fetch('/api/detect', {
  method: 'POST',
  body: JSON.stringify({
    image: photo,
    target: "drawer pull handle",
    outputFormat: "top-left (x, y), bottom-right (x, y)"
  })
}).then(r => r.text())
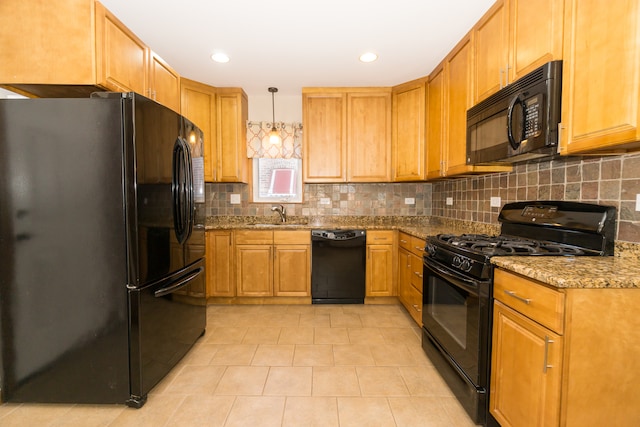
top-left (504, 290), bottom-right (531, 305)
top-left (413, 271), bottom-right (423, 278)
top-left (543, 335), bottom-right (554, 373)
top-left (400, 239), bottom-right (408, 243)
top-left (412, 304), bottom-right (421, 312)
top-left (414, 246), bottom-right (423, 251)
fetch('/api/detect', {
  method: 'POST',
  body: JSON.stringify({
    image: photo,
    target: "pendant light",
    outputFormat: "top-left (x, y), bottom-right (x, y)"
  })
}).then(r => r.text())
top-left (268, 87), bottom-right (282, 145)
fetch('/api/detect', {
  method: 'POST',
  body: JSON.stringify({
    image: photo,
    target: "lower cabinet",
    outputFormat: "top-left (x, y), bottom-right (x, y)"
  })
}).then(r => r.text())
top-left (234, 230), bottom-right (310, 298)
top-left (397, 232), bottom-right (425, 325)
top-left (205, 231), bottom-right (234, 297)
top-left (491, 268), bottom-right (640, 426)
top-left (366, 230), bottom-right (396, 297)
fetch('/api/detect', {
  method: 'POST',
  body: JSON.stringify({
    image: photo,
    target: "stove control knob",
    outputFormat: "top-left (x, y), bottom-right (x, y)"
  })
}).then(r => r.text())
top-left (425, 244), bottom-right (437, 257)
top-left (452, 255), bottom-right (462, 267)
top-left (460, 259), bottom-right (472, 272)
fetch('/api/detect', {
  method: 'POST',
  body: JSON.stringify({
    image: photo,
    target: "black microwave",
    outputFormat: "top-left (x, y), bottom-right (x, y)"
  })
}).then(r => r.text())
top-left (466, 60), bottom-right (562, 165)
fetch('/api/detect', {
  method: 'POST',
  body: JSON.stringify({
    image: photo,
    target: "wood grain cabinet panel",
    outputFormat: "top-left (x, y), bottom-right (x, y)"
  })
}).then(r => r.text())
top-left (560, 0), bottom-right (640, 155)
top-left (392, 80), bottom-right (427, 181)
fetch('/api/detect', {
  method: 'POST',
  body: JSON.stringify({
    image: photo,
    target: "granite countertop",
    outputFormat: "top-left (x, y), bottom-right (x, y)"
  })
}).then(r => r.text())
top-left (491, 255), bottom-right (640, 289)
top-left (205, 215), bottom-right (499, 240)
top-left (206, 215), bottom-right (640, 290)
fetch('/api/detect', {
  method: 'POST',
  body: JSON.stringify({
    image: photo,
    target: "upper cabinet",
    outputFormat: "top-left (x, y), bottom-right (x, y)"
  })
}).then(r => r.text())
top-left (216, 88), bottom-right (250, 183)
top-left (0, 0), bottom-right (180, 112)
top-left (474, 0), bottom-right (564, 103)
top-left (180, 78), bottom-right (217, 182)
top-left (148, 50), bottom-right (180, 113)
top-left (429, 34), bottom-right (512, 178)
top-left (559, 0), bottom-right (640, 155)
top-left (392, 79), bottom-right (427, 181)
top-left (303, 88), bottom-right (391, 183)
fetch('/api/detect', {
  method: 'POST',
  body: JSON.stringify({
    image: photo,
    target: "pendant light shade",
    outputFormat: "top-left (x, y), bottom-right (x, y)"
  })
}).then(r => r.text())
top-left (268, 87), bottom-right (282, 146)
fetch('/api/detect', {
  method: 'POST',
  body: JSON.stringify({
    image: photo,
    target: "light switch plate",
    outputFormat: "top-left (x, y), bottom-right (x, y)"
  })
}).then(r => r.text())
top-left (320, 197), bottom-right (331, 205)
top-left (636, 194), bottom-right (640, 211)
top-left (404, 197), bottom-right (415, 205)
top-left (446, 197), bottom-right (453, 206)
top-left (230, 194), bottom-right (241, 204)
top-left (490, 196), bottom-right (501, 207)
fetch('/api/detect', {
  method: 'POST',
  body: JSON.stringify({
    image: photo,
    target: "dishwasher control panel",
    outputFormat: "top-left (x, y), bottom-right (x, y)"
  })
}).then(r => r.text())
top-left (311, 229), bottom-right (366, 240)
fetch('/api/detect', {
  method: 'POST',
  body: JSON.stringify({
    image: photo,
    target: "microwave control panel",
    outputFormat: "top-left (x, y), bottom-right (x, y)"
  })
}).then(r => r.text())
top-left (524, 94), bottom-right (542, 138)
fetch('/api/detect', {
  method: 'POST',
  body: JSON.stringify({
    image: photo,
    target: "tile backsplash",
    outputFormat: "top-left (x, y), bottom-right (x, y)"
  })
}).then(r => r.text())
top-left (205, 152), bottom-right (640, 243)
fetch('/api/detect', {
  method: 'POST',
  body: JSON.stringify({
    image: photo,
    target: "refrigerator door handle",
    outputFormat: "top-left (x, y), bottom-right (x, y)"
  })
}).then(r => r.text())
top-left (184, 136), bottom-right (195, 241)
top-left (172, 137), bottom-right (189, 244)
top-left (154, 267), bottom-right (203, 298)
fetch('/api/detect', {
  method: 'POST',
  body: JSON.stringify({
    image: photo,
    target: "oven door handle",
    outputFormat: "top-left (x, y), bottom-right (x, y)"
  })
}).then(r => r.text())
top-left (423, 257), bottom-right (488, 295)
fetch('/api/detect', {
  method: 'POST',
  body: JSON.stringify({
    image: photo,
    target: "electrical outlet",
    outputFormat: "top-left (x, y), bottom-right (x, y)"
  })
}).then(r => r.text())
top-left (636, 194), bottom-right (640, 211)
top-left (320, 197), bottom-right (331, 205)
top-left (446, 197), bottom-right (453, 206)
top-left (490, 196), bottom-right (501, 207)
top-left (404, 197), bottom-right (415, 205)
top-left (230, 194), bottom-right (241, 204)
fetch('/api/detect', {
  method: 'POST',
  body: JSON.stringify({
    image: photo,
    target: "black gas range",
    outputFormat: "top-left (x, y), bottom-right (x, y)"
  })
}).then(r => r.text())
top-left (420, 201), bottom-right (617, 426)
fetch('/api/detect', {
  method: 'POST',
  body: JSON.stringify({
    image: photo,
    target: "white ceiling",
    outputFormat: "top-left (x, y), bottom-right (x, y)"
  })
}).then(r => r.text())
top-left (99, 0), bottom-right (495, 97)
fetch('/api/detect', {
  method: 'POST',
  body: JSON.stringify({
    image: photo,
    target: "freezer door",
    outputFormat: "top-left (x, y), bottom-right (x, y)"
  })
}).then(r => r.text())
top-left (127, 259), bottom-right (206, 407)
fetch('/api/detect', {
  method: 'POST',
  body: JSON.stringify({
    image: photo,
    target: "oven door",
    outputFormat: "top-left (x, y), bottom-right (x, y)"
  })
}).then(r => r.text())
top-left (422, 256), bottom-right (491, 385)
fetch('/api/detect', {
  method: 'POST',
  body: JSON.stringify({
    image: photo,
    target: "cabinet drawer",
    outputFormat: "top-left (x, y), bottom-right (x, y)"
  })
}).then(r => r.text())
top-left (367, 230), bottom-right (395, 244)
top-left (494, 269), bottom-right (565, 334)
top-left (234, 230), bottom-right (273, 245)
top-left (409, 254), bottom-right (424, 292)
top-left (398, 232), bottom-right (412, 250)
top-left (403, 280), bottom-right (423, 326)
top-left (274, 230), bottom-right (310, 245)
top-left (409, 236), bottom-right (425, 257)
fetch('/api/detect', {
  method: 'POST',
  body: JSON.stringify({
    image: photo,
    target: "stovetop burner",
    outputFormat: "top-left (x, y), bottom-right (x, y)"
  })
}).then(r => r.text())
top-left (437, 233), bottom-right (589, 256)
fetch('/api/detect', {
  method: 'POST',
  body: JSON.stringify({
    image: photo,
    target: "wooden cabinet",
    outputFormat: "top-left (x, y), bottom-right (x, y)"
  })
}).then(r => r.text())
top-left (181, 78), bottom-right (217, 182)
top-left (234, 230), bottom-right (310, 298)
top-left (273, 231), bottom-right (311, 297)
top-left (392, 79), bottom-right (427, 181)
top-left (302, 88), bottom-right (391, 182)
top-left (365, 231), bottom-right (396, 297)
top-left (426, 34), bottom-right (512, 178)
top-left (217, 88), bottom-right (250, 183)
top-left (491, 268), bottom-right (640, 426)
top-left (397, 232), bottom-right (425, 325)
top-left (474, 0), bottom-right (564, 103)
top-left (559, 0), bottom-right (640, 155)
top-left (148, 50), bottom-right (180, 113)
top-left (206, 231), bottom-right (234, 297)
top-left (0, 1), bottom-right (181, 112)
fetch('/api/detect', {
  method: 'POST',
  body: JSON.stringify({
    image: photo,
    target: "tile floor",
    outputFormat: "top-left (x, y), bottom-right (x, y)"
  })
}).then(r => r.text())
top-left (0, 304), bottom-right (477, 426)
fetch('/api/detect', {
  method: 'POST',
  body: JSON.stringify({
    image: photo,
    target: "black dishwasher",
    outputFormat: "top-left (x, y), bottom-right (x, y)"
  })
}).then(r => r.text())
top-left (311, 229), bottom-right (366, 304)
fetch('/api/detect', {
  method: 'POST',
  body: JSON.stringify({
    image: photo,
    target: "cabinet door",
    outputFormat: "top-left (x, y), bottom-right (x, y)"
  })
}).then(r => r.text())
top-left (366, 244), bottom-right (394, 297)
top-left (149, 51), bottom-right (180, 113)
top-left (274, 244), bottom-right (310, 296)
top-left (217, 89), bottom-right (249, 183)
top-left (444, 34), bottom-right (474, 176)
top-left (235, 245), bottom-right (273, 296)
top-left (347, 91), bottom-right (391, 182)
top-left (508, 0), bottom-right (564, 82)
top-left (560, 0), bottom-right (640, 154)
top-left (490, 301), bottom-right (563, 427)
top-left (95, 1), bottom-right (148, 94)
top-left (392, 81), bottom-right (426, 181)
top-left (474, 0), bottom-right (508, 102)
top-left (181, 79), bottom-right (217, 182)
top-left (397, 249), bottom-right (412, 305)
top-left (426, 63), bottom-right (445, 179)
top-left (302, 92), bottom-right (346, 182)
top-left (206, 231), bottom-right (234, 297)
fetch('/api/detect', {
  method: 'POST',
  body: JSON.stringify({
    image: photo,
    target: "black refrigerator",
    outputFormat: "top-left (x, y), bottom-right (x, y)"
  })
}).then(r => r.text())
top-left (0, 92), bottom-right (206, 407)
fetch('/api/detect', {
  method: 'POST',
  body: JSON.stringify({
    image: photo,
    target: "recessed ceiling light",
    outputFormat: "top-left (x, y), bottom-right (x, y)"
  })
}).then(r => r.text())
top-left (211, 52), bottom-right (230, 63)
top-left (359, 52), bottom-right (378, 63)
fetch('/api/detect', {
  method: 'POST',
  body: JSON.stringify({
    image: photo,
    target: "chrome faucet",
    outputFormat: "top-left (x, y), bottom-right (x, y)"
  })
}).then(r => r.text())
top-left (271, 204), bottom-right (287, 223)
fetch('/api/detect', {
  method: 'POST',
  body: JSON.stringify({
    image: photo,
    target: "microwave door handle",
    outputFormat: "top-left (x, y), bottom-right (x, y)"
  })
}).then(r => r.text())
top-left (507, 94), bottom-right (525, 150)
